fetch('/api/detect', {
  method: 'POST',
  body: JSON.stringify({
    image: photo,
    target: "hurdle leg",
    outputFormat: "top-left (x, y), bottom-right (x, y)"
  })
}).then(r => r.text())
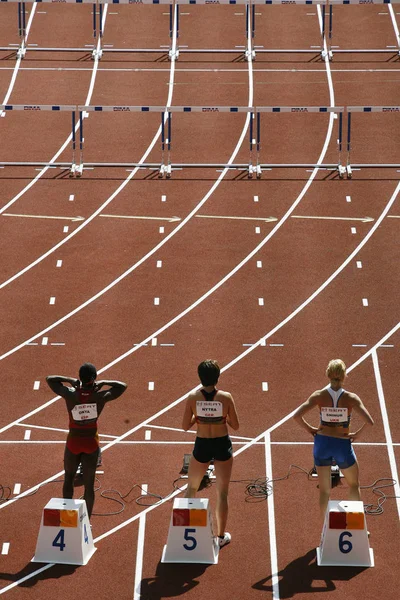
top-left (70, 111), bottom-right (77, 178)
top-left (76, 111), bottom-right (84, 178)
top-left (256, 112), bottom-right (262, 179)
top-left (337, 112), bottom-right (346, 179)
top-left (159, 111), bottom-right (166, 178)
top-left (17, 2), bottom-right (27, 59)
top-left (92, 2), bottom-right (103, 60)
top-left (244, 4), bottom-right (255, 61)
top-left (346, 111), bottom-right (352, 179)
top-left (328, 4), bottom-right (333, 61)
top-left (169, 4), bottom-right (179, 60)
top-left (166, 111), bottom-right (172, 179)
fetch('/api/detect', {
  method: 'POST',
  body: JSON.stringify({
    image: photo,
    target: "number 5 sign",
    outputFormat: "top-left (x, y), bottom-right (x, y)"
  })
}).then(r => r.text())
top-left (33, 498), bottom-right (96, 565)
top-left (162, 498), bottom-right (219, 564)
top-left (317, 500), bottom-right (374, 567)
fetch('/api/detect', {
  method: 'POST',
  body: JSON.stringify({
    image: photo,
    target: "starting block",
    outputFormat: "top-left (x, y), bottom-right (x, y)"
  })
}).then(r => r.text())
top-left (162, 498), bottom-right (219, 564)
top-left (317, 500), bottom-right (374, 567)
top-left (32, 498), bottom-right (96, 565)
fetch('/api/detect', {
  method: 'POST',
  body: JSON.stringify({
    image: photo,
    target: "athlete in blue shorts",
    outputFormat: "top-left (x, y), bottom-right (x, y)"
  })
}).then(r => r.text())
top-left (293, 359), bottom-right (374, 519)
top-left (182, 360), bottom-right (240, 548)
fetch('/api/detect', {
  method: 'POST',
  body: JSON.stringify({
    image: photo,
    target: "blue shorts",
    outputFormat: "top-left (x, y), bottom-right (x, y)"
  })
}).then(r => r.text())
top-left (313, 434), bottom-right (356, 470)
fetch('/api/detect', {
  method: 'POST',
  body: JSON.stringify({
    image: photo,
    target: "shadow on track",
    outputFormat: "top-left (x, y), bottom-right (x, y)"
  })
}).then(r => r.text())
top-left (252, 548), bottom-right (368, 598)
top-left (140, 560), bottom-right (210, 599)
top-left (0, 562), bottom-right (78, 589)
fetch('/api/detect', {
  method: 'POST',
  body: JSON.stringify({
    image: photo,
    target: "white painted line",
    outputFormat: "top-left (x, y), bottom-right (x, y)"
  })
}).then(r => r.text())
top-left (148, 382), bottom-right (155, 391)
top-left (380, 344), bottom-right (394, 348)
top-left (258, 298), bottom-right (264, 306)
top-left (41, 337), bottom-right (48, 346)
top-left (346, 195), bottom-right (351, 203)
top-left (156, 260), bottom-right (162, 268)
top-left (260, 339), bottom-right (266, 346)
top-left (351, 227), bottom-right (357, 234)
top-left (51, 343), bottom-right (65, 346)
top-left (257, 260), bottom-right (262, 268)
top-left (352, 344), bottom-right (367, 347)
top-left (356, 261), bottom-right (362, 268)
top-left (33, 381), bottom-right (40, 390)
top-left (264, 433), bottom-right (280, 600)
top-left (133, 484), bottom-right (147, 600)
top-left (56, 260), bottom-right (62, 268)
top-left (13, 483), bottom-right (21, 495)
top-left (161, 195), bottom-right (166, 202)
top-left (1, 543), bottom-right (10, 555)
top-left (49, 297), bottom-right (55, 305)
top-left (254, 195), bottom-right (259, 202)
top-left (372, 350), bottom-right (400, 519)
top-left (160, 343), bottom-right (174, 347)
top-left (269, 344), bottom-right (284, 347)
top-left (262, 382), bottom-right (269, 391)
top-left (151, 338), bottom-right (157, 346)
top-left (24, 430), bottom-right (31, 440)
top-left (69, 195), bottom-right (74, 201)
top-left (63, 226), bottom-right (69, 233)
top-left (362, 298), bottom-right (369, 306)
top-left (154, 297), bottom-right (160, 306)
top-left (159, 226), bottom-right (164, 233)
top-left (255, 226), bottom-right (261, 234)
top-left (145, 430), bottom-right (151, 440)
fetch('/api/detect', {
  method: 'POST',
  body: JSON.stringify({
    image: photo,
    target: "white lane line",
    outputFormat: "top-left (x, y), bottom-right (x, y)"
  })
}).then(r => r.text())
top-left (362, 298), bottom-right (369, 306)
top-left (146, 423), bottom-right (253, 441)
top-left (33, 381), bottom-right (40, 390)
top-left (255, 226), bottom-right (261, 234)
top-left (148, 382), bottom-right (155, 391)
top-left (24, 430), bottom-right (31, 440)
top-left (1, 543), bottom-right (10, 555)
top-left (154, 297), bottom-right (160, 306)
top-left (351, 227), bottom-right (357, 234)
top-left (346, 196), bottom-right (352, 203)
top-left (265, 433), bottom-right (280, 600)
top-left (41, 337), bottom-right (48, 345)
top-left (134, 484), bottom-right (147, 600)
top-left (372, 349), bottom-right (400, 519)
top-left (254, 195), bottom-right (259, 202)
top-left (49, 297), bottom-right (55, 305)
top-left (63, 226), bottom-right (69, 233)
top-left (15, 422), bottom-right (118, 437)
top-left (258, 298), bottom-right (264, 306)
top-left (151, 338), bottom-right (157, 346)
top-left (157, 260), bottom-right (162, 268)
top-left (145, 430), bottom-right (151, 440)
top-left (0, 3), bottom-right (37, 117)
top-left (257, 260), bottom-right (262, 268)
top-left (69, 195), bottom-right (75, 202)
top-left (352, 344), bottom-right (367, 348)
top-left (161, 195), bottom-right (166, 202)
top-left (262, 382), bottom-right (269, 391)
top-left (13, 484), bottom-right (21, 495)
top-left (159, 226), bottom-right (165, 233)
top-left (357, 261), bottom-right (362, 268)
top-left (389, 3), bottom-right (400, 49)
top-left (56, 260), bottom-right (62, 268)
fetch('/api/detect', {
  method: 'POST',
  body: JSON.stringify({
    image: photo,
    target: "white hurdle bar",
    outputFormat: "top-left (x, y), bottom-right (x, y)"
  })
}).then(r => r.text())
top-left (345, 106), bottom-right (400, 178)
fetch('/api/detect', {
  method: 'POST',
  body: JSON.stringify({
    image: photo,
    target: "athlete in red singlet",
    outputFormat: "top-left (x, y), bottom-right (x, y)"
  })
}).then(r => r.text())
top-left (46, 363), bottom-right (127, 518)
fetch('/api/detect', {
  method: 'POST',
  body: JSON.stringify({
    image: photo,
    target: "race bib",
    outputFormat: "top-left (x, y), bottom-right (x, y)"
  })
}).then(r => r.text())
top-left (321, 406), bottom-right (348, 423)
top-left (196, 400), bottom-right (223, 419)
top-left (71, 403), bottom-right (98, 422)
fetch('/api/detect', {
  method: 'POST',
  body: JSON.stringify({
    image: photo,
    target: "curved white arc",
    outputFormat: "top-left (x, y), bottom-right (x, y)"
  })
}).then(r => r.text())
top-left (0, 4), bottom-right (37, 114)
top-left (0, 6), bottom-right (108, 217)
top-left (0, 22), bottom-right (254, 361)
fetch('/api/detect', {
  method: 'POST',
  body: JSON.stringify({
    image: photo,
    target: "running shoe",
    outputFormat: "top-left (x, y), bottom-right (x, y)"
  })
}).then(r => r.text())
top-left (218, 532), bottom-right (231, 548)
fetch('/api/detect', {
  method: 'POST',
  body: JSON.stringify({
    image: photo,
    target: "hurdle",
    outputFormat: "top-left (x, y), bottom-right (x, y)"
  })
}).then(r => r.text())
top-left (345, 106), bottom-right (400, 178)
top-left (0, 0), bottom-right (175, 60)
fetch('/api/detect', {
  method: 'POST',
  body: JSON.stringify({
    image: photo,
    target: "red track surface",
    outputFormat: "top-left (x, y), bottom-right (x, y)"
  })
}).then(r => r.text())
top-left (0, 3), bottom-right (399, 599)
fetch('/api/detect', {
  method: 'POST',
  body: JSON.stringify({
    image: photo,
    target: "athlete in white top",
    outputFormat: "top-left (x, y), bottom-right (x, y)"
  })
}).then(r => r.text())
top-left (293, 359), bottom-right (374, 519)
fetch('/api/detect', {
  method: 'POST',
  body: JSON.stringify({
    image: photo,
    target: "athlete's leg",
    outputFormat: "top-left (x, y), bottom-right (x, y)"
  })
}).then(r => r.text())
top-left (341, 460), bottom-right (361, 502)
top-left (316, 466), bottom-right (332, 519)
top-left (185, 456), bottom-right (209, 498)
top-left (80, 449), bottom-right (99, 518)
top-left (214, 457), bottom-right (233, 537)
top-left (63, 446), bottom-right (80, 499)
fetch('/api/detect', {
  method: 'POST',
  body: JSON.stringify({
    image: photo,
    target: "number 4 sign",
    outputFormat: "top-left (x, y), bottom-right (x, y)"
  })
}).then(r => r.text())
top-left (162, 498), bottom-right (219, 564)
top-left (317, 500), bottom-right (374, 567)
top-left (33, 498), bottom-right (96, 565)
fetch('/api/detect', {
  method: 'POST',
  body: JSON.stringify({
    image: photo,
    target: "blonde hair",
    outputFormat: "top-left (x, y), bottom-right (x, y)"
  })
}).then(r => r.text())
top-left (326, 359), bottom-right (346, 379)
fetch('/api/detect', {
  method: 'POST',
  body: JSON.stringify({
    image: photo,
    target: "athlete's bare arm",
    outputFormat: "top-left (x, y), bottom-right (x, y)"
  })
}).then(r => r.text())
top-left (226, 394), bottom-right (239, 430)
top-left (182, 395), bottom-right (196, 431)
top-left (293, 391), bottom-right (321, 435)
top-left (348, 393), bottom-right (374, 439)
top-left (46, 375), bottom-right (79, 398)
top-left (94, 380), bottom-right (128, 403)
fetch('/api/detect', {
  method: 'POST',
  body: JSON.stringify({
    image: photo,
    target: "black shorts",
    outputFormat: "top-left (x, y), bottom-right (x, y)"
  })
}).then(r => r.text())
top-left (193, 435), bottom-right (233, 463)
